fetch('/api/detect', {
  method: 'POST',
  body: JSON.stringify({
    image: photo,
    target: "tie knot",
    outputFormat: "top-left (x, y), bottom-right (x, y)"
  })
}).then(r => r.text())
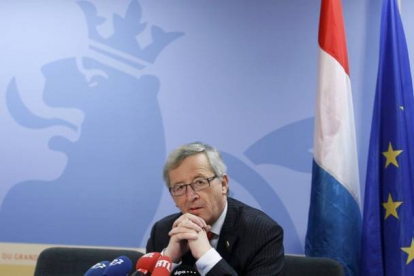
top-left (207, 231), bottom-right (214, 240)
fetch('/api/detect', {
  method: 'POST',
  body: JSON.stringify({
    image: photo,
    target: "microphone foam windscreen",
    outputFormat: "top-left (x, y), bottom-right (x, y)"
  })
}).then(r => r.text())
top-left (152, 255), bottom-right (172, 276)
top-left (84, 261), bottom-right (110, 276)
top-left (135, 252), bottom-right (161, 273)
top-left (102, 255), bottom-right (132, 276)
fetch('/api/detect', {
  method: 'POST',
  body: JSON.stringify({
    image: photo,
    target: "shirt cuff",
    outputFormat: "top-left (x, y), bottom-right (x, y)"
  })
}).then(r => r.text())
top-left (195, 248), bottom-right (222, 276)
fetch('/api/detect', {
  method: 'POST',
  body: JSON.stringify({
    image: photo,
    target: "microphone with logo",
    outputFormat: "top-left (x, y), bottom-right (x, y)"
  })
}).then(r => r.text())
top-left (151, 256), bottom-right (173, 276)
top-left (84, 261), bottom-right (110, 276)
top-left (171, 265), bottom-right (200, 276)
top-left (102, 256), bottom-right (132, 276)
top-left (130, 252), bottom-right (161, 276)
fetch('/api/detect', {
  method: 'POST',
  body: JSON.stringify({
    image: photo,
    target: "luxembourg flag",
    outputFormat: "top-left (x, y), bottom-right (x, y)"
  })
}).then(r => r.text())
top-left (305, 0), bottom-right (362, 276)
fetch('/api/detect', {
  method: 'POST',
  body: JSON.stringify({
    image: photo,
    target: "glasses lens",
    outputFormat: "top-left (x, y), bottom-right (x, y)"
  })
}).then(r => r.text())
top-left (193, 178), bottom-right (209, 191)
top-left (171, 185), bottom-right (185, 196)
top-left (170, 176), bottom-right (214, 196)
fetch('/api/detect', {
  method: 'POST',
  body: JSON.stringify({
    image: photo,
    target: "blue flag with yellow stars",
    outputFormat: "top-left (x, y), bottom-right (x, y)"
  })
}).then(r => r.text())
top-left (361, 0), bottom-right (414, 275)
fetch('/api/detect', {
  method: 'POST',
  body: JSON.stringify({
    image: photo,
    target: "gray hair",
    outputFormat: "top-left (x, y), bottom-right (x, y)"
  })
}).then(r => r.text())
top-left (163, 141), bottom-right (227, 187)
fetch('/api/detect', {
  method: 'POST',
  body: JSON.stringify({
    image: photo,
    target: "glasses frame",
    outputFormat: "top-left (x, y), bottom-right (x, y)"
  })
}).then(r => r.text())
top-left (169, 175), bottom-right (217, 197)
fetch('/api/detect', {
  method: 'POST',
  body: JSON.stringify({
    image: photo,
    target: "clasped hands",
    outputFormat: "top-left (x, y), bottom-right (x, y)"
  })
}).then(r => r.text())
top-left (164, 213), bottom-right (212, 263)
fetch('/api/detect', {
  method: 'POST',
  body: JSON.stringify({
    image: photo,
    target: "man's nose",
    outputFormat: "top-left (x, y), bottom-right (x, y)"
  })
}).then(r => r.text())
top-left (185, 184), bottom-right (198, 199)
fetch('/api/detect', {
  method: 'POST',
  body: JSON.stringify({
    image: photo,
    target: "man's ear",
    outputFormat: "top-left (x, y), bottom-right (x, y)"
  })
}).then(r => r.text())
top-left (221, 174), bottom-right (229, 195)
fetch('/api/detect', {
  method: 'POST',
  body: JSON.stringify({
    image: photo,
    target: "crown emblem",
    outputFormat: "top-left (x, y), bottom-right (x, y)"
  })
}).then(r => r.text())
top-left (78, 0), bottom-right (184, 70)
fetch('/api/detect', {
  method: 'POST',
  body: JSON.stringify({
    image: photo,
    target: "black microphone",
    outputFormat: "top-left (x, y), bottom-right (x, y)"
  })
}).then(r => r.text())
top-left (171, 264), bottom-right (200, 276)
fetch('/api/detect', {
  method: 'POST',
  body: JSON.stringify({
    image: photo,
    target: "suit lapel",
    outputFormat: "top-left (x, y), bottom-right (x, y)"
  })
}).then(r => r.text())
top-left (217, 198), bottom-right (239, 262)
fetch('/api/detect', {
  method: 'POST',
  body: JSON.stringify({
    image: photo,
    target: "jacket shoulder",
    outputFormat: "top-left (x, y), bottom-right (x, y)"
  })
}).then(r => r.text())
top-left (228, 197), bottom-right (283, 235)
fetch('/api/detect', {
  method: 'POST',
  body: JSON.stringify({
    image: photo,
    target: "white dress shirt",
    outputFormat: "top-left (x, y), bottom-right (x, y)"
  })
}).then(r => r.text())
top-left (195, 201), bottom-right (228, 275)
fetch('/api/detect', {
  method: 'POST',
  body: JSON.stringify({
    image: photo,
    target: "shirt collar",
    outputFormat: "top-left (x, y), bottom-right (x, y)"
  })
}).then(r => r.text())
top-left (210, 200), bottom-right (228, 236)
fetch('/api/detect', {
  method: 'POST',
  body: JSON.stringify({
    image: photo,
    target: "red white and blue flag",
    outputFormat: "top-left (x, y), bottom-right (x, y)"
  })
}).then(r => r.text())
top-left (305, 1), bottom-right (362, 275)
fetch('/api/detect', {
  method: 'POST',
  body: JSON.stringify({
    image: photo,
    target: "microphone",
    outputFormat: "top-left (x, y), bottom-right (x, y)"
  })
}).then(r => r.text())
top-left (152, 256), bottom-right (173, 276)
top-left (130, 252), bottom-right (161, 276)
top-left (84, 261), bottom-right (110, 276)
top-left (171, 264), bottom-right (200, 276)
top-left (102, 256), bottom-right (132, 276)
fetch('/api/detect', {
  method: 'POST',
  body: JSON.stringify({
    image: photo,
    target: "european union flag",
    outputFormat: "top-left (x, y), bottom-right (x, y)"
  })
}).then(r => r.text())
top-left (361, 0), bottom-right (414, 275)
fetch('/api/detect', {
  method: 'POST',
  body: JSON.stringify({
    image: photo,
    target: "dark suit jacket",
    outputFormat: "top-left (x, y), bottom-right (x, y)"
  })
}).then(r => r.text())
top-left (146, 197), bottom-right (285, 275)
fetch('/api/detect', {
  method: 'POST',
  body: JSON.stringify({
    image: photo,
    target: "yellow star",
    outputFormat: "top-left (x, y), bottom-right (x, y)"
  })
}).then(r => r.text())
top-left (402, 239), bottom-right (414, 265)
top-left (382, 193), bottom-right (402, 219)
top-left (382, 142), bottom-right (403, 168)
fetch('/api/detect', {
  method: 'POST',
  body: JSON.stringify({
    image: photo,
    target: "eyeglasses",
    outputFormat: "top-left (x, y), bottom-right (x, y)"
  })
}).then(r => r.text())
top-left (169, 175), bottom-right (217, 196)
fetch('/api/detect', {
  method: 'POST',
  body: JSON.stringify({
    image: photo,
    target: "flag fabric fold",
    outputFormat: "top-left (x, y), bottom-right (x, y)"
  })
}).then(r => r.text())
top-left (305, 0), bottom-right (362, 275)
top-left (361, 0), bottom-right (414, 275)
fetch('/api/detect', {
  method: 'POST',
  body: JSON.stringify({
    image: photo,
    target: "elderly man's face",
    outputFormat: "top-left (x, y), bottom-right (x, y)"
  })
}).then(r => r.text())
top-left (169, 153), bottom-right (228, 225)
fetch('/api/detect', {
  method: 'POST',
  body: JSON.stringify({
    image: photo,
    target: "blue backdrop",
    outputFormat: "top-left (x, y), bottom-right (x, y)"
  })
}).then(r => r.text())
top-left (0, 0), bottom-right (413, 255)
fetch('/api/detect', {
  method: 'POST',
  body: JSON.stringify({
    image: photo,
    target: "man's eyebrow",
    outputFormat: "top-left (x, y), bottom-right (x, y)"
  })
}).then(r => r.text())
top-left (172, 182), bottom-right (184, 186)
top-left (171, 181), bottom-right (184, 186)
top-left (172, 175), bottom-right (207, 186)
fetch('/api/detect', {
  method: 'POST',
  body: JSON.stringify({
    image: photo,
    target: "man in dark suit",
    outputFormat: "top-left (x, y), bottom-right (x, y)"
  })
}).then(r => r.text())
top-left (146, 142), bottom-right (284, 275)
